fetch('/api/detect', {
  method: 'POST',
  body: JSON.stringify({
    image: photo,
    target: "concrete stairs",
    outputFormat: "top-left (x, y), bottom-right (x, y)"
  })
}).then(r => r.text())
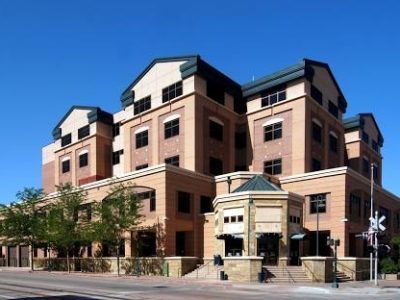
top-left (335, 271), bottom-right (353, 282)
top-left (263, 266), bottom-right (312, 283)
top-left (184, 263), bottom-right (223, 280)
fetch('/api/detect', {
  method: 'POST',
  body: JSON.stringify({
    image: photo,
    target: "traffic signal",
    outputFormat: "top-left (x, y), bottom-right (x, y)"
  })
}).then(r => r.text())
top-left (366, 245), bottom-right (374, 254)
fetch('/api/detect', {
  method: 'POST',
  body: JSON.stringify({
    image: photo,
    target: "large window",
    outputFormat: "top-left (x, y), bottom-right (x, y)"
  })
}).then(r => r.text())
top-left (261, 89), bottom-right (286, 107)
top-left (329, 133), bottom-right (338, 153)
top-left (112, 122), bottom-right (120, 137)
top-left (328, 101), bottom-right (339, 118)
top-left (312, 121), bottom-right (322, 143)
top-left (310, 85), bottom-right (323, 104)
top-left (177, 191), bottom-right (191, 214)
top-left (165, 155), bottom-right (179, 167)
top-left (209, 120), bottom-right (223, 141)
top-left (136, 191), bottom-right (156, 212)
top-left (136, 130), bottom-right (148, 149)
top-left (162, 81), bottom-right (183, 102)
top-left (78, 125), bottom-right (90, 140)
top-left (362, 157), bottom-right (369, 174)
top-left (349, 193), bottom-right (361, 217)
top-left (200, 196), bottom-right (213, 213)
top-left (264, 159), bottom-right (282, 175)
top-left (207, 81), bottom-right (225, 105)
top-left (164, 119), bottom-right (179, 139)
top-left (362, 131), bottom-right (369, 144)
top-left (264, 122), bottom-right (282, 142)
top-left (62, 159), bottom-right (70, 173)
top-left (112, 150), bottom-right (123, 165)
top-left (209, 157), bottom-right (223, 175)
top-left (134, 96), bottom-right (151, 115)
top-left (312, 158), bottom-right (322, 171)
top-left (79, 152), bottom-right (88, 168)
top-left (310, 194), bottom-right (327, 214)
top-left (61, 133), bottom-right (72, 147)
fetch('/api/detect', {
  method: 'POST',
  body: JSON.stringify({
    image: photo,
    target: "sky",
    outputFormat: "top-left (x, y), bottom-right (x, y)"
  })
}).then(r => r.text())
top-left (0, 0), bottom-right (399, 204)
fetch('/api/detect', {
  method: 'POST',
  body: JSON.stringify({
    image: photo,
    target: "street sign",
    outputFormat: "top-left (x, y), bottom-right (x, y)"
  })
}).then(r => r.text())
top-left (378, 215), bottom-right (386, 231)
top-left (369, 214), bottom-right (386, 232)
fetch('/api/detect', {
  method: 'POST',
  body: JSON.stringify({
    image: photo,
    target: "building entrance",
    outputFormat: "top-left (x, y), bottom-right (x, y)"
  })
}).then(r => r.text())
top-left (224, 235), bottom-right (243, 256)
top-left (257, 233), bottom-right (280, 265)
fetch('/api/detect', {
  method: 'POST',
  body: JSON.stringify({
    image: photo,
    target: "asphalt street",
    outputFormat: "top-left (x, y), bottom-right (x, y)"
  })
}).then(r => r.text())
top-left (0, 270), bottom-right (399, 300)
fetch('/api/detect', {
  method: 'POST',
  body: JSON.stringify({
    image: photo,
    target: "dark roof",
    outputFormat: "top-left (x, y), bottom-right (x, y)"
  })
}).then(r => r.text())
top-left (343, 113), bottom-right (384, 146)
top-left (233, 175), bottom-right (282, 193)
top-left (241, 58), bottom-right (347, 113)
top-left (52, 105), bottom-right (113, 139)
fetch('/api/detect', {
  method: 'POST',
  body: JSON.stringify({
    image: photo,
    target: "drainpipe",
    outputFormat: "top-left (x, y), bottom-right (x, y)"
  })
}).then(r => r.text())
top-left (227, 176), bottom-right (232, 193)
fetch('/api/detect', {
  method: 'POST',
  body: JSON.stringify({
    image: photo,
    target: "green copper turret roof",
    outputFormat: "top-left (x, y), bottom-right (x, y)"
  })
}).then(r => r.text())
top-left (233, 175), bottom-right (282, 193)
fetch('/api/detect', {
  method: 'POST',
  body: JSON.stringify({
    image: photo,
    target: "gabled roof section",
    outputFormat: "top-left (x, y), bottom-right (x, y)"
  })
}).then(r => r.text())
top-left (343, 113), bottom-right (384, 146)
top-left (233, 175), bottom-right (282, 193)
top-left (241, 58), bottom-right (348, 112)
top-left (120, 55), bottom-right (199, 108)
top-left (52, 105), bottom-right (113, 140)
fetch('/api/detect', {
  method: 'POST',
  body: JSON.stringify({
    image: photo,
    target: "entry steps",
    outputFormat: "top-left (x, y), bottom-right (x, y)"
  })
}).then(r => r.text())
top-left (264, 266), bottom-right (312, 283)
top-left (184, 263), bottom-right (224, 280)
top-left (335, 271), bottom-right (352, 282)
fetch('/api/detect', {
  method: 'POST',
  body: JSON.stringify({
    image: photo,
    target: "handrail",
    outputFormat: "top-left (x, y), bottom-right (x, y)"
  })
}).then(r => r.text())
top-left (283, 266), bottom-right (295, 283)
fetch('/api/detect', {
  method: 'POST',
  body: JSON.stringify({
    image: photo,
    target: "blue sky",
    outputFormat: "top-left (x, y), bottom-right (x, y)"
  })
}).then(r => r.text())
top-left (0, 0), bottom-right (399, 203)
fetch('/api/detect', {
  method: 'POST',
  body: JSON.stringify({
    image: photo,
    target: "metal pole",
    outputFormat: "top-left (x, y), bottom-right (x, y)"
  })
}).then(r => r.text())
top-left (316, 200), bottom-right (319, 256)
top-left (331, 240), bottom-right (339, 288)
top-left (374, 210), bottom-right (379, 286)
top-left (370, 163), bottom-right (374, 282)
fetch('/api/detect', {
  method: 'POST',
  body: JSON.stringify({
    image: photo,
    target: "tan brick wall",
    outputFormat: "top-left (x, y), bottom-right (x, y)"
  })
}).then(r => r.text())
top-left (42, 161), bottom-right (55, 193)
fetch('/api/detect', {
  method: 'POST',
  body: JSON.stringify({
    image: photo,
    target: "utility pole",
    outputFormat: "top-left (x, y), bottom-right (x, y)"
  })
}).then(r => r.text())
top-left (370, 163), bottom-right (374, 282)
top-left (374, 211), bottom-right (379, 287)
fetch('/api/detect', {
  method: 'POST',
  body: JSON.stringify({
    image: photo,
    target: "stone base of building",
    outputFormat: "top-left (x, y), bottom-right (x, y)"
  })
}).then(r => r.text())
top-left (223, 256), bottom-right (263, 282)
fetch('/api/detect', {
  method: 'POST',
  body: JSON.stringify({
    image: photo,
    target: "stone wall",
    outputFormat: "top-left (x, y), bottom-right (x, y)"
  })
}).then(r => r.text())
top-left (301, 256), bottom-right (333, 282)
top-left (337, 257), bottom-right (370, 281)
top-left (223, 256), bottom-right (263, 282)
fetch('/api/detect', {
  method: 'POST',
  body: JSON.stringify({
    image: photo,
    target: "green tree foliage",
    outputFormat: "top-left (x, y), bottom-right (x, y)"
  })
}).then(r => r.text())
top-left (0, 187), bottom-right (46, 271)
top-left (46, 183), bottom-right (90, 273)
top-left (91, 182), bottom-right (142, 275)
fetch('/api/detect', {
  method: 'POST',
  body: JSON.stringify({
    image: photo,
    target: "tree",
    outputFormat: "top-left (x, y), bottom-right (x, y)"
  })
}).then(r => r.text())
top-left (0, 187), bottom-right (46, 271)
top-left (46, 183), bottom-right (90, 273)
top-left (91, 182), bottom-right (142, 276)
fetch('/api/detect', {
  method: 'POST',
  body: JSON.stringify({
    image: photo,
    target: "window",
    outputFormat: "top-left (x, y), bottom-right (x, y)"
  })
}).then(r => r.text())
top-left (328, 101), bottom-right (339, 118)
top-left (79, 204), bottom-right (92, 222)
top-left (362, 131), bottom-right (369, 144)
top-left (134, 96), bottom-right (151, 115)
top-left (372, 140), bottom-right (379, 152)
top-left (209, 157), bottom-right (223, 175)
top-left (177, 191), bottom-right (191, 213)
top-left (61, 133), bottom-right (72, 147)
top-left (261, 89), bottom-right (286, 107)
top-left (310, 85), bottom-right (322, 104)
top-left (164, 119), bottom-right (179, 139)
top-left (312, 121), bottom-right (322, 143)
top-left (162, 81), bottom-right (183, 102)
top-left (264, 122), bottom-right (282, 142)
top-left (207, 81), bottom-right (225, 105)
top-left (136, 164), bottom-right (148, 170)
top-left (165, 155), bottom-right (179, 167)
top-left (310, 194), bottom-right (327, 214)
top-left (78, 125), bottom-right (90, 140)
top-left (373, 164), bottom-right (378, 181)
top-left (112, 150), bottom-right (123, 165)
top-left (289, 215), bottom-right (301, 224)
top-left (137, 191), bottom-right (156, 211)
top-left (224, 216), bottom-right (229, 223)
top-left (150, 193), bottom-right (156, 212)
top-left (238, 215), bottom-right (243, 222)
top-left (209, 120), bottom-right (223, 141)
top-left (200, 196), bottom-right (213, 213)
top-left (235, 132), bottom-right (246, 149)
top-left (79, 152), bottom-right (88, 168)
top-left (349, 193), bottom-right (361, 216)
top-left (329, 134), bottom-right (338, 153)
top-left (264, 159), bottom-right (282, 175)
top-left (136, 130), bottom-right (148, 148)
top-left (112, 122), bottom-right (120, 137)
top-left (312, 158), bottom-right (322, 171)
top-left (62, 159), bottom-right (70, 173)
top-left (363, 157), bottom-right (369, 174)
top-left (224, 214), bottom-right (243, 223)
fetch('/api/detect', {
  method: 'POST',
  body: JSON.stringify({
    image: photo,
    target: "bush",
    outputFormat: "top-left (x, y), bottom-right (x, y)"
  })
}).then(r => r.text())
top-left (380, 257), bottom-right (399, 274)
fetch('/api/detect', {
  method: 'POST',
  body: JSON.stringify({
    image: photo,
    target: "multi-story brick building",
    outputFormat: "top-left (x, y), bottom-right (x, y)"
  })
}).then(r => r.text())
top-left (3, 55), bottom-right (399, 277)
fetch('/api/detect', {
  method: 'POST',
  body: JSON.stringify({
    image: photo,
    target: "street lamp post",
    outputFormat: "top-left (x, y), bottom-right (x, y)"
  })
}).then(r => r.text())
top-left (327, 237), bottom-right (340, 288)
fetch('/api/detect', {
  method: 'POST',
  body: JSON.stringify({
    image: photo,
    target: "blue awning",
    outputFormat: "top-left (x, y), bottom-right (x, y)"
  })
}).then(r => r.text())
top-left (291, 233), bottom-right (306, 240)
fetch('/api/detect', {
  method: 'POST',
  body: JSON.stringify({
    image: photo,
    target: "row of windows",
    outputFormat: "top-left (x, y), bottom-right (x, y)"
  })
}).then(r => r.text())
top-left (61, 125), bottom-right (90, 147)
top-left (61, 152), bottom-right (88, 174)
top-left (224, 215), bottom-right (244, 223)
top-left (289, 215), bottom-right (301, 224)
top-left (310, 85), bottom-right (339, 119)
top-left (261, 89), bottom-right (287, 107)
top-left (312, 121), bottom-right (338, 153)
top-left (362, 131), bottom-right (379, 153)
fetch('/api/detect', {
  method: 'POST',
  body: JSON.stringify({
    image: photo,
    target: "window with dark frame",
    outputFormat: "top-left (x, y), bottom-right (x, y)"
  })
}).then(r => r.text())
top-left (264, 159), bottom-right (282, 175)
top-left (162, 81), bottom-right (183, 102)
top-left (78, 125), bottom-right (90, 140)
top-left (372, 140), bottom-right (379, 152)
top-left (264, 122), bottom-right (282, 142)
top-left (112, 122), bottom-right (120, 137)
top-left (209, 157), bottom-right (223, 175)
top-left (310, 85), bottom-right (323, 104)
top-left (312, 158), bottom-right (322, 171)
top-left (61, 133), bottom-right (72, 147)
top-left (79, 152), bottom-right (88, 168)
top-left (261, 88), bottom-right (286, 107)
top-left (112, 150), bottom-right (124, 165)
top-left (164, 119), bottom-right (179, 139)
top-left (328, 101), bottom-right (339, 118)
top-left (310, 194), bottom-right (327, 214)
top-left (209, 120), bottom-right (223, 141)
top-left (329, 134), bottom-right (338, 153)
top-left (362, 131), bottom-right (369, 144)
top-left (349, 193), bottom-right (361, 217)
top-left (363, 157), bottom-right (369, 174)
top-left (150, 192), bottom-right (156, 212)
top-left (136, 163), bottom-right (148, 170)
top-left (135, 130), bottom-right (148, 149)
top-left (134, 96), bottom-right (151, 115)
top-left (207, 81), bottom-right (225, 105)
top-left (177, 191), bottom-right (191, 214)
top-left (165, 155), bottom-right (179, 167)
top-left (312, 121), bottom-right (322, 143)
top-left (62, 159), bottom-right (70, 173)
top-left (200, 196), bottom-right (212, 213)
